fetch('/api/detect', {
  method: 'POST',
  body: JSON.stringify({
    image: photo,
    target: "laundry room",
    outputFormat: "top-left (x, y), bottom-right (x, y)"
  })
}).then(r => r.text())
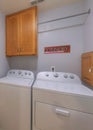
top-left (0, 0), bottom-right (85, 77)
top-left (9, 0), bottom-right (84, 77)
top-left (0, 0), bottom-right (93, 130)
top-left (0, 0), bottom-right (92, 78)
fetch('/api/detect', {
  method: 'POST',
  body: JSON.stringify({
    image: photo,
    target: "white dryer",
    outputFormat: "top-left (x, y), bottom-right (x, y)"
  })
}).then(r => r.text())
top-left (32, 71), bottom-right (93, 130)
top-left (0, 69), bottom-right (34, 130)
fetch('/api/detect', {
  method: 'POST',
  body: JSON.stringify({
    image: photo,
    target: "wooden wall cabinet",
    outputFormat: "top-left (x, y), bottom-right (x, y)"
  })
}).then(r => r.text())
top-left (6, 6), bottom-right (37, 56)
top-left (82, 52), bottom-right (93, 86)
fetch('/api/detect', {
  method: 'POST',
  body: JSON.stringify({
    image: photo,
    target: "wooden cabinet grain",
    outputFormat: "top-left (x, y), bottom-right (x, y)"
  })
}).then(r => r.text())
top-left (82, 52), bottom-right (93, 86)
top-left (6, 6), bottom-right (37, 56)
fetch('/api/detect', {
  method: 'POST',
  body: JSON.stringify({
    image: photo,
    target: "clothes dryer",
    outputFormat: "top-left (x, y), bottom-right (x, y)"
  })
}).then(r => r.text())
top-left (32, 71), bottom-right (93, 130)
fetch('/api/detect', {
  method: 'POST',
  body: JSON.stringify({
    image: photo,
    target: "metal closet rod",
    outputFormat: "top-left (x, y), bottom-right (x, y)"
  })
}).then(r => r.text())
top-left (38, 9), bottom-right (91, 25)
top-left (38, 23), bottom-right (83, 33)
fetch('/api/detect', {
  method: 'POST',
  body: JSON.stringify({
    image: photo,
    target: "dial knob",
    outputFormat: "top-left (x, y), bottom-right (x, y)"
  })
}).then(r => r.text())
top-left (70, 75), bottom-right (74, 79)
top-left (54, 73), bottom-right (59, 78)
top-left (64, 74), bottom-right (68, 78)
top-left (46, 74), bottom-right (49, 77)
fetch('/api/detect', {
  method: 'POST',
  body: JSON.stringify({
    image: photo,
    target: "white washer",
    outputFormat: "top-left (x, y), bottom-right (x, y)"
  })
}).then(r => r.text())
top-left (32, 71), bottom-right (93, 130)
top-left (0, 69), bottom-right (34, 130)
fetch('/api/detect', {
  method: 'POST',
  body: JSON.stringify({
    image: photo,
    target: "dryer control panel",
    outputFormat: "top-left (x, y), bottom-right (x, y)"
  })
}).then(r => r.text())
top-left (36, 72), bottom-right (81, 84)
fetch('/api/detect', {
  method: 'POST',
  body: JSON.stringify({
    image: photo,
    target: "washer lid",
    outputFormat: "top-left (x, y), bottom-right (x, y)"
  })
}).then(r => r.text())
top-left (0, 69), bottom-right (35, 87)
top-left (33, 80), bottom-right (93, 96)
top-left (0, 77), bottom-right (34, 87)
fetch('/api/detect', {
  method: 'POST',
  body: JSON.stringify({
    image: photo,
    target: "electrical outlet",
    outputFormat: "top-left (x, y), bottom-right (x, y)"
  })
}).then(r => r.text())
top-left (51, 66), bottom-right (55, 72)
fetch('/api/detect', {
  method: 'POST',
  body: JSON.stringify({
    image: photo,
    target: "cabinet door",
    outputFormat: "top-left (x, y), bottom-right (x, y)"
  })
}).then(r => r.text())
top-left (82, 52), bottom-right (93, 85)
top-left (6, 14), bottom-right (19, 56)
top-left (20, 7), bottom-right (37, 55)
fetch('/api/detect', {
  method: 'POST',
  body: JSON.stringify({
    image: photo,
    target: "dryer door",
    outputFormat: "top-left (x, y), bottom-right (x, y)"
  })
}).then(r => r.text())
top-left (35, 102), bottom-right (93, 130)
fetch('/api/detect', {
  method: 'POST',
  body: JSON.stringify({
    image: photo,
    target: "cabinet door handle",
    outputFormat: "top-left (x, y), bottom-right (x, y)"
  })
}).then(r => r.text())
top-left (89, 66), bottom-right (93, 73)
top-left (89, 68), bottom-right (92, 73)
top-left (55, 108), bottom-right (70, 117)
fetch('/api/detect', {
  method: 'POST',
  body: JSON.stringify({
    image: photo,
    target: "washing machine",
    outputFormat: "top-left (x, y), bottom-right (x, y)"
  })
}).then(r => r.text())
top-left (32, 71), bottom-right (93, 130)
top-left (0, 69), bottom-right (34, 130)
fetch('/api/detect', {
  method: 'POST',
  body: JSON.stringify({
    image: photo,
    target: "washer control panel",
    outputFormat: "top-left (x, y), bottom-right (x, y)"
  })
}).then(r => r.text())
top-left (7, 69), bottom-right (34, 79)
top-left (37, 72), bottom-right (81, 84)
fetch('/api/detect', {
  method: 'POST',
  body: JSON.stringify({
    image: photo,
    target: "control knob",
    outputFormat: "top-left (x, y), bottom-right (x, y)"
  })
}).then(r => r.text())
top-left (54, 73), bottom-right (59, 78)
top-left (63, 74), bottom-right (68, 78)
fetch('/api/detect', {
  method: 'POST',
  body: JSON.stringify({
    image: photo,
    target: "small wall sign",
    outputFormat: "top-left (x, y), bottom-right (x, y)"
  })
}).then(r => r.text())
top-left (44, 45), bottom-right (70, 54)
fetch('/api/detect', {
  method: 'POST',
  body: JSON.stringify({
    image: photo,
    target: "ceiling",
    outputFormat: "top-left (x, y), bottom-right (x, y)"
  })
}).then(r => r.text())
top-left (0, 0), bottom-right (83, 15)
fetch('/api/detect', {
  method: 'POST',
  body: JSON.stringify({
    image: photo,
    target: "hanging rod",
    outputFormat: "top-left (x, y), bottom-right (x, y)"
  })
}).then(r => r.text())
top-left (38, 9), bottom-right (90, 25)
top-left (38, 23), bottom-right (83, 33)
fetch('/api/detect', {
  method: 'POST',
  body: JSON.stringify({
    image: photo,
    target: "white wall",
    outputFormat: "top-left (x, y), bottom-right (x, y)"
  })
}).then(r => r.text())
top-left (83, 0), bottom-right (93, 52)
top-left (8, 56), bottom-right (38, 75)
top-left (9, 1), bottom-right (84, 77)
top-left (0, 13), bottom-right (9, 77)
